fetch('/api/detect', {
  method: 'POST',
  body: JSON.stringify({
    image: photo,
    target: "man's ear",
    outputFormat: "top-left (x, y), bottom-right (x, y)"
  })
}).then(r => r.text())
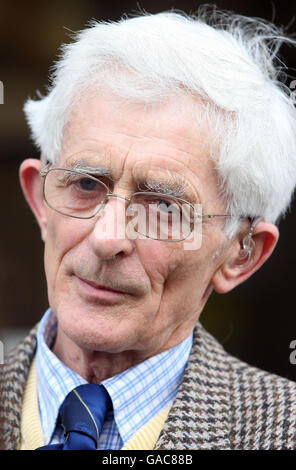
top-left (211, 221), bottom-right (279, 294)
top-left (19, 158), bottom-right (47, 242)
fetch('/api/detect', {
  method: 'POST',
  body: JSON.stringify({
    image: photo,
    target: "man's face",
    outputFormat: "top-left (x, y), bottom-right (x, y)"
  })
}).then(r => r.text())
top-left (41, 92), bottom-right (229, 359)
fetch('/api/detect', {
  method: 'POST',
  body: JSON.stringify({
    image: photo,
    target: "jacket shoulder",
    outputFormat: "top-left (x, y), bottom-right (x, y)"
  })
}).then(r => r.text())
top-left (201, 326), bottom-right (296, 449)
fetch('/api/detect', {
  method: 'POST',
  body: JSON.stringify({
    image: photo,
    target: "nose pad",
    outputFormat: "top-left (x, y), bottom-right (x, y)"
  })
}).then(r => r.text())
top-left (127, 204), bottom-right (135, 217)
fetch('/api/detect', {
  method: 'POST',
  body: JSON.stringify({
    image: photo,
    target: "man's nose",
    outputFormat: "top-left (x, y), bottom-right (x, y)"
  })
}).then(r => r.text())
top-left (89, 196), bottom-right (135, 260)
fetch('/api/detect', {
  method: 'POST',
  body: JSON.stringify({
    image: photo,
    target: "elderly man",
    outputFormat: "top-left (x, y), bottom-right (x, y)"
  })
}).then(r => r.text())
top-left (1, 8), bottom-right (296, 451)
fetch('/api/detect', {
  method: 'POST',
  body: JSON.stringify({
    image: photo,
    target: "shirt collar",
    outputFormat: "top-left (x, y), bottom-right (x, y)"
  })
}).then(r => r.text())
top-left (102, 333), bottom-right (192, 443)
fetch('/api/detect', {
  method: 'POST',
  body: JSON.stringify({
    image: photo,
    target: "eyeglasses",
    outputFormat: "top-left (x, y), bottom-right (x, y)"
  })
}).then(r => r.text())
top-left (40, 165), bottom-right (238, 242)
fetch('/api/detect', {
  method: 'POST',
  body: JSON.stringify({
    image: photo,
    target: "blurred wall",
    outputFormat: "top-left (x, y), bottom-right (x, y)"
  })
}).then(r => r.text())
top-left (1, 0), bottom-right (296, 380)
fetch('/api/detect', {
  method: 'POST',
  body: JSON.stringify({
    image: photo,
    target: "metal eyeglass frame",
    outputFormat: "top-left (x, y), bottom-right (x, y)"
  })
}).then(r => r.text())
top-left (40, 164), bottom-right (262, 241)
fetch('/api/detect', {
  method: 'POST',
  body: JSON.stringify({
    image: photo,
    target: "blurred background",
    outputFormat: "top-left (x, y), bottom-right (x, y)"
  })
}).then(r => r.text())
top-left (1, 0), bottom-right (296, 380)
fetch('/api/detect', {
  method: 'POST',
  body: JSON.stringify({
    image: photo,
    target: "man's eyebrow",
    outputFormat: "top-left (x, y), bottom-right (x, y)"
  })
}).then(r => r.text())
top-left (64, 160), bottom-right (114, 178)
top-left (137, 176), bottom-right (200, 202)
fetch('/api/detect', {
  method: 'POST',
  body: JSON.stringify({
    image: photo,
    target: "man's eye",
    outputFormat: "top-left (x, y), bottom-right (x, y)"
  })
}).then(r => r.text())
top-left (156, 199), bottom-right (181, 215)
top-left (77, 177), bottom-right (98, 191)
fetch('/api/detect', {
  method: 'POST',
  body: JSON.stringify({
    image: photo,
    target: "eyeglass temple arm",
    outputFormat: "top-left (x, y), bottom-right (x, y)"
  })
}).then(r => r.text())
top-left (200, 214), bottom-right (263, 237)
top-left (200, 214), bottom-right (262, 223)
top-left (200, 214), bottom-right (232, 220)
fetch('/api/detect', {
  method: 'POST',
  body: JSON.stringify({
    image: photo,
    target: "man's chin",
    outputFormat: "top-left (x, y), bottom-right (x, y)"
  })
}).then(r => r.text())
top-left (55, 309), bottom-right (136, 353)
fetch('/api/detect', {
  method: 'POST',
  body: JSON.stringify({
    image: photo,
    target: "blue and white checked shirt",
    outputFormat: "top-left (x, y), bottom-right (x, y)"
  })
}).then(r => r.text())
top-left (36, 308), bottom-right (193, 449)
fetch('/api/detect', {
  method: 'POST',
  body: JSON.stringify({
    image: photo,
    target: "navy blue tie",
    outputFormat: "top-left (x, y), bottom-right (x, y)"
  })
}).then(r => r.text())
top-left (37, 383), bottom-right (111, 450)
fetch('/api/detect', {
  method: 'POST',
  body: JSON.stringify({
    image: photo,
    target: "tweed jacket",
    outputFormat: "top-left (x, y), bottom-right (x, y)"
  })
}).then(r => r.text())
top-left (1, 322), bottom-right (296, 450)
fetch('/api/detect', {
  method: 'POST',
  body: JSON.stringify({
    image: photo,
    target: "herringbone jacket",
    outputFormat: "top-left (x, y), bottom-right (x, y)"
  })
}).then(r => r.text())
top-left (1, 322), bottom-right (296, 450)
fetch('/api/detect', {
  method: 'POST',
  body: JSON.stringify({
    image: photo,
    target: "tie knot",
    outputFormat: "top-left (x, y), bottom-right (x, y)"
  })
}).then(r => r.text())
top-left (59, 383), bottom-right (111, 448)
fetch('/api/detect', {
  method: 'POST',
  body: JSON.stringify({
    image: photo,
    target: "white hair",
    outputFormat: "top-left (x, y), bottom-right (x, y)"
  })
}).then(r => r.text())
top-left (23, 6), bottom-right (296, 237)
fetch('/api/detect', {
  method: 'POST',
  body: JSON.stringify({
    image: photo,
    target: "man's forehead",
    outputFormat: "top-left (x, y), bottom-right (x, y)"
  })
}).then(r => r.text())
top-left (57, 90), bottom-right (218, 198)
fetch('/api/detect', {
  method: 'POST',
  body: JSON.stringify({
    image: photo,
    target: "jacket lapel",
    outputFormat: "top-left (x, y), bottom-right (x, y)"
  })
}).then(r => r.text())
top-left (0, 326), bottom-right (38, 450)
top-left (155, 322), bottom-right (231, 449)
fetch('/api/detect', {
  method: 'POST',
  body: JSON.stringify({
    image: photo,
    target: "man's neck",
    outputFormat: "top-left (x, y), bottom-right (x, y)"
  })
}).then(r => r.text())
top-left (52, 334), bottom-right (148, 382)
top-left (51, 322), bottom-right (193, 383)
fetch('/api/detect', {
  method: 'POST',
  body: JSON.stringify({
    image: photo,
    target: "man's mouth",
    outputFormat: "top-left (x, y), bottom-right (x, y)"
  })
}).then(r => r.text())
top-left (77, 277), bottom-right (127, 295)
top-left (73, 270), bottom-right (148, 300)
